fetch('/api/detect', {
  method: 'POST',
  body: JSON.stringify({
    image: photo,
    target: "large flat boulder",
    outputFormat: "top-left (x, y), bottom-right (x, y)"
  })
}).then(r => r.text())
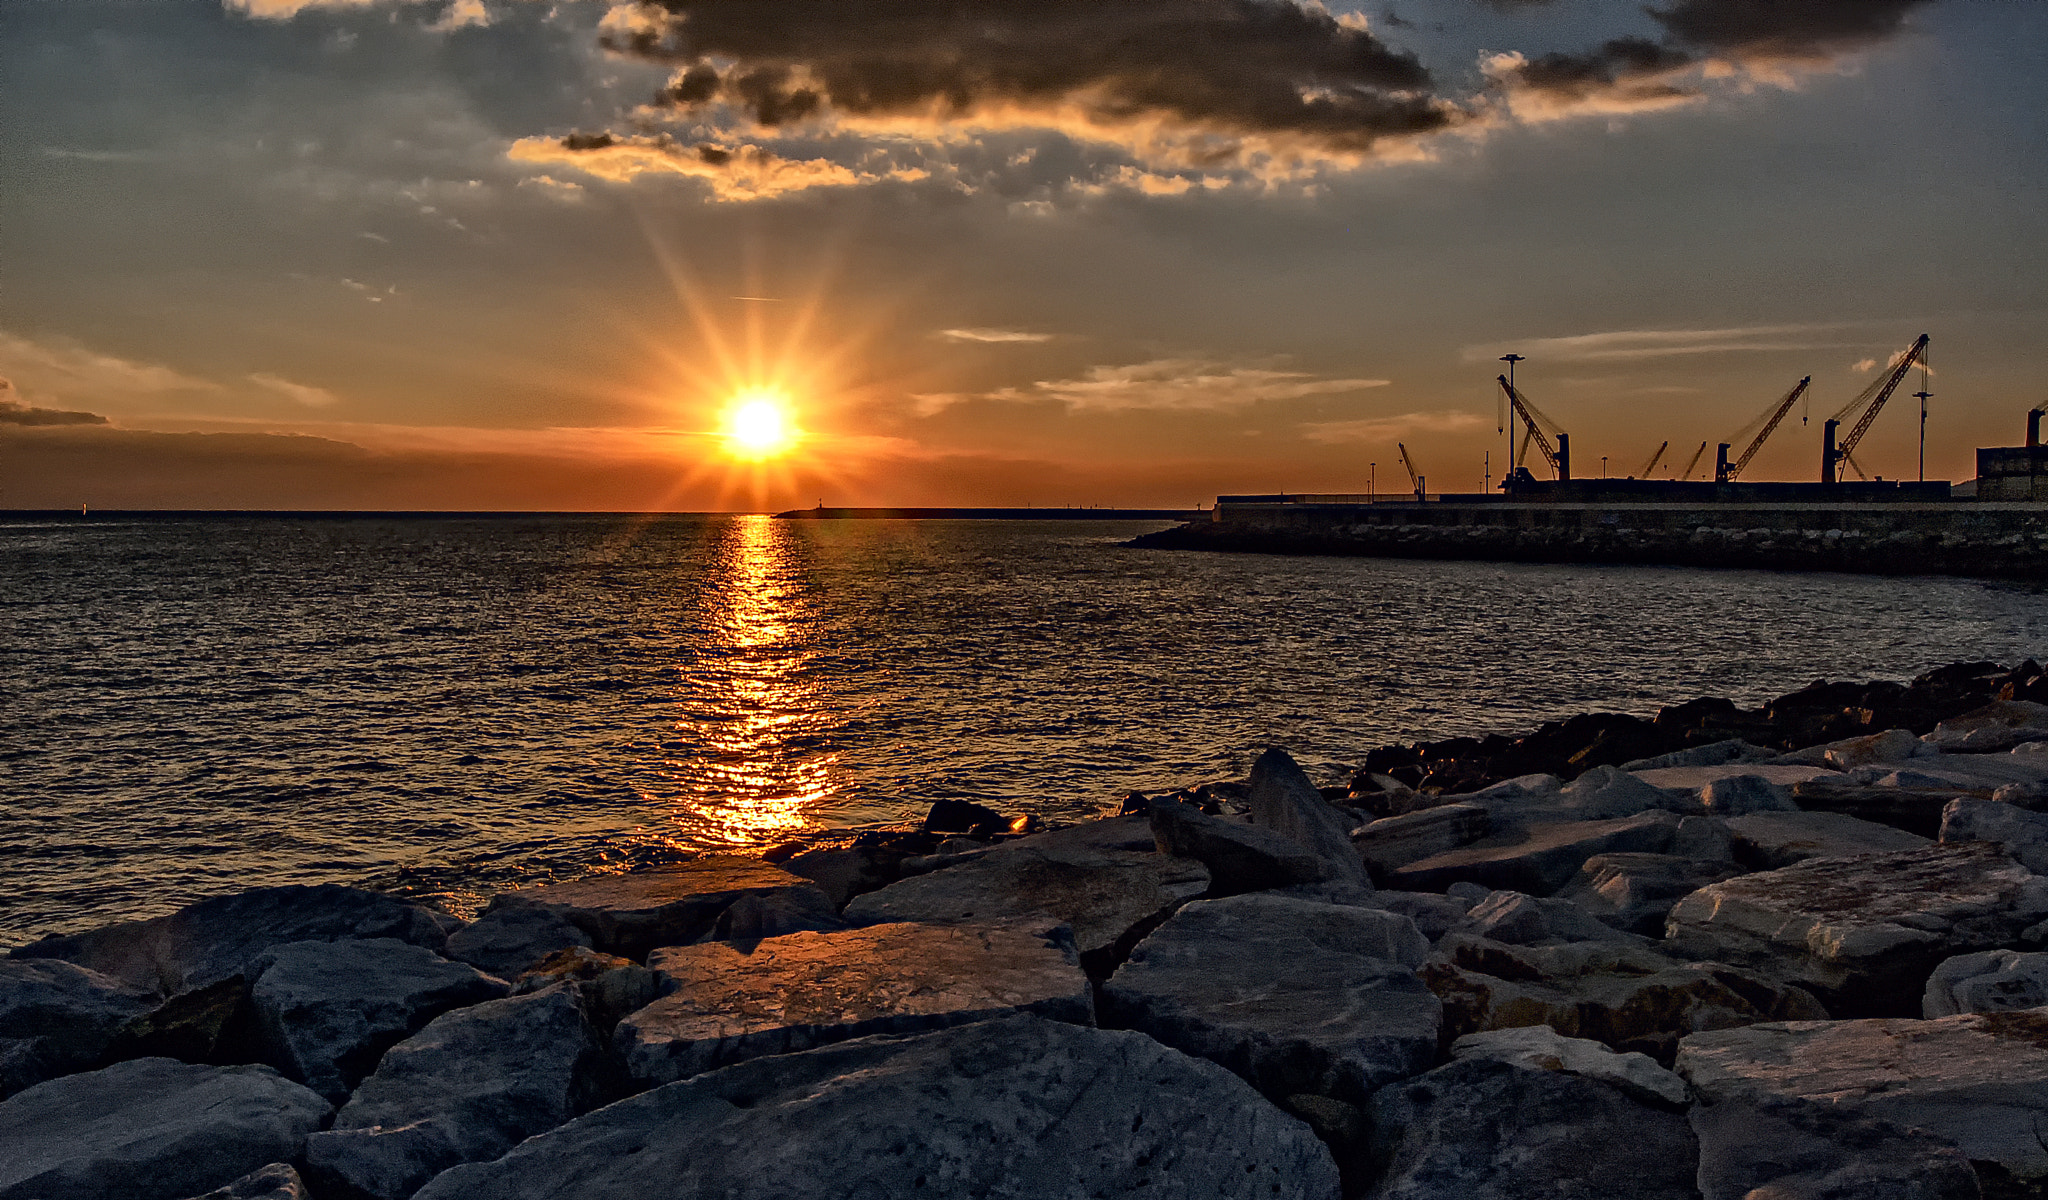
top-left (249, 938), bottom-right (508, 1103)
top-left (1632, 762), bottom-right (1840, 792)
top-left (1723, 810), bottom-right (1931, 869)
top-left (10, 886), bottom-right (452, 997)
top-left (1690, 1095), bottom-right (1980, 1200)
top-left (619, 919), bottom-right (1090, 1087)
top-left (1924, 700), bottom-right (2048, 752)
top-left (1557, 853), bottom-right (1743, 936)
top-left (1390, 811), bottom-right (1681, 895)
top-left (488, 857), bottom-right (841, 961)
top-left (442, 905), bottom-right (591, 979)
top-left (1362, 1057), bottom-right (1700, 1200)
top-left (1664, 843), bottom-right (2048, 1016)
top-left (1102, 894), bottom-right (1436, 1106)
top-left (1450, 1025), bottom-right (1687, 1107)
top-left (1149, 801), bottom-right (1328, 894)
top-left (1249, 748), bottom-right (1373, 888)
top-left (303, 987), bottom-right (605, 1200)
top-left (841, 843), bottom-right (1208, 970)
top-left (0, 1058), bottom-right (330, 1200)
top-left (412, 1015), bottom-right (1341, 1200)
top-left (1678, 1009), bottom-right (2048, 1188)
top-left (0, 958), bottom-right (154, 1097)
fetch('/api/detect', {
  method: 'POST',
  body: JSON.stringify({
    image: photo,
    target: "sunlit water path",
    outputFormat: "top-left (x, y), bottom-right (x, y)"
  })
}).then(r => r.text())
top-left (7, 513), bottom-right (2048, 940)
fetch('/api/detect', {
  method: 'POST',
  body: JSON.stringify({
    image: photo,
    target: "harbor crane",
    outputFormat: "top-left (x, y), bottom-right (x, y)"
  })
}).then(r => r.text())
top-left (1397, 442), bottom-right (1426, 501)
top-left (2029, 400), bottom-right (2048, 448)
top-left (1679, 440), bottom-right (1709, 481)
top-left (1823, 334), bottom-right (1929, 484)
top-left (1495, 376), bottom-right (1572, 484)
top-left (1715, 376), bottom-right (1813, 483)
top-left (1634, 441), bottom-right (1670, 479)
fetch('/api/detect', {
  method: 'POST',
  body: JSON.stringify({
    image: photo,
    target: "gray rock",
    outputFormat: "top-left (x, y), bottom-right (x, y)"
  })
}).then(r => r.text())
top-left (1670, 814), bottom-right (1738, 861)
top-left (248, 938), bottom-right (507, 1103)
top-left (1456, 773), bottom-right (1564, 811)
top-left (486, 856), bottom-right (841, 961)
top-left (619, 919), bottom-right (1090, 1087)
top-left (1623, 739), bottom-right (1780, 771)
top-left (1455, 890), bottom-right (1632, 946)
top-left (1690, 1095), bottom-right (1980, 1200)
top-left (10, 886), bottom-right (452, 997)
top-left (1349, 890), bottom-right (1476, 942)
top-left (1102, 894), bottom-right (1437, 1105)
top-left (1558, 853), bottom-right (1745, 936)
top-left (1924, 701), bottom-right (2048, 753)
top-left (1678, 1009), bottom-right (2048, 1188)
top-left (303, 987), bottom-right (605, 1200)
top-left (1007, 815), bottom-right (1162, 854)
top-left (1664, 843), bottom-right (2048, 1016)
top-left (0, 958), bottom-right (153, 1097)
top-left (1822, 727), bottom-right (1935, 768)
top-left (1450, 1025), bottom-right (1688, 1106)
top-left (1391, 811), bottom-right (1682, 895)
top-left (841, 842), bottom-right (1208, 968)
top-left (1942, 795), bottom-right (2048, 873)
top-left (1923, 949), bottom-right (2048, 1017)
top-left (1148, 801), bottom-right (1328, 894)
top-left (1353, 804), bottom-right (1490, 874)
top-left (1561, 765), bottom-right (1702, 820)
top-left (412, 1014), bottom-right (1341, 1200)
top-left (1700, 773), bottom-right (1798, 816)
top-left (175, 1163), bottom-right (307, 1200)
top-left (507, 947), bottom-right (659, 1031)
top-left (443, 904), bottom-right (591, 978)
top-left (0, 1058), bottom-right (330, 1200)
top-left (1423, 934), bottom-right (1827, 1059)
top-left (1724, 809), bottom-right (1932, 869)
top-left (1248, 747), bottom-right (1373, 888)
top-left (1362, 1057), bottom-right (1700, 1200)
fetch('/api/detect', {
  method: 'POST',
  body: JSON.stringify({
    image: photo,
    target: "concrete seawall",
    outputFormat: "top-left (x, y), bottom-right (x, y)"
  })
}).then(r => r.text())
top-left (1132, 499), bottom-right (2048, 577)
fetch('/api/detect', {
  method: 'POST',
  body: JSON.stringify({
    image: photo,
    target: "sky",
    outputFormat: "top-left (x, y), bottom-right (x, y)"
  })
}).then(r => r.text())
top-left (2, 0), bottom-right (2044, 510)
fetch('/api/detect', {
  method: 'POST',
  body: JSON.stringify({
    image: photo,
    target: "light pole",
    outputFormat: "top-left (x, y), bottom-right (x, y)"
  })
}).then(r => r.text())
top-left (1601, 456), bottom-right (1608, 479)
top-left (1484, 450), bottom-right (1490, 493)
top-left (1916, 389), bottom-right (1932, 482)
top-left (1369, 462), bottom-right (1376, 501)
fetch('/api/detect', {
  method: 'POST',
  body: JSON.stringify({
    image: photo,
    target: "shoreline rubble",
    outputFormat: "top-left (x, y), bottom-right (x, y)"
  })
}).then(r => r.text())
top-left (9, 659), bottom-right (2048, 1198)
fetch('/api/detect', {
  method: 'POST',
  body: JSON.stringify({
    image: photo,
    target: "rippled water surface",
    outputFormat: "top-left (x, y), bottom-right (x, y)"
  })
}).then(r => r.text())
top-left (8, 513), bottom-right (2048, 941)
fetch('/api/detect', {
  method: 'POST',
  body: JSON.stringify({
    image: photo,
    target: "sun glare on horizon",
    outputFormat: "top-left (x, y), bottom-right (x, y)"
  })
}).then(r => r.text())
top-left (724, 390), bottom-right (797, 460)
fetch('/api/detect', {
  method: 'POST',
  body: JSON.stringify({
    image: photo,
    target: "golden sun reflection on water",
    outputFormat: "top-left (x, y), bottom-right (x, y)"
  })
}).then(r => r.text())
top-left (660, 515), bottom-right (840, 845)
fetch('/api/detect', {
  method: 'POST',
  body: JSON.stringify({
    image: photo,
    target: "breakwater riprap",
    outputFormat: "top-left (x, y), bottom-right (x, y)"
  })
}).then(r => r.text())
top-left (11, 658), bottom-right (2048, 1198)
top-left (1134, 496), bottom-right (2048, 577)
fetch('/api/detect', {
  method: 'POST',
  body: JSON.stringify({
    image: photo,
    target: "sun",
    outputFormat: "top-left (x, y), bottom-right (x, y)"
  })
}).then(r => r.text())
top-left (724, 390), bottom-right (797, 459)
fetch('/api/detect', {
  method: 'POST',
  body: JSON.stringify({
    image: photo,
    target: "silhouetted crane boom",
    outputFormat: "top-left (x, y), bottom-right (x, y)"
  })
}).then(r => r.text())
top-left (1719, 376), bottom-right (1811, 483)
top-left (1680, 440), bottom-right (1708, 481)
top-left (1824, 335), bottom-right (1929, 483)
top-left (1397, 442), bottom-right (1425, 500)
top-left (1636, 441), bottom-right (1669, 478)
top-left (1495, 376), bottom-right (1571, 480)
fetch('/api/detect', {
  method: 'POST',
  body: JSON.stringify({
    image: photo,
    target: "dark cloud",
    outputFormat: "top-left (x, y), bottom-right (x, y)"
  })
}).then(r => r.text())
top-left (0, 382), bottom-right (108, 427)
top-left (601, 0), bottom-right (1456, 157)
top-left (1652, 0), bottom-right (1936, 58)
top-left (1507, 36), bottom-right (1696, 96)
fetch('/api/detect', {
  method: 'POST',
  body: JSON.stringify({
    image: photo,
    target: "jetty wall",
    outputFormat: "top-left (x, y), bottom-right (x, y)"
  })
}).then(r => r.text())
top-left (1132, 498), bottom-right (2048, 577)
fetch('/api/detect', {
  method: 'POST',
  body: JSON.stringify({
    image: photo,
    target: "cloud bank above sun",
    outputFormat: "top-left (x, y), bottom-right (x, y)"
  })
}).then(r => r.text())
top-left (490, 0), bottom-right (1941, 201)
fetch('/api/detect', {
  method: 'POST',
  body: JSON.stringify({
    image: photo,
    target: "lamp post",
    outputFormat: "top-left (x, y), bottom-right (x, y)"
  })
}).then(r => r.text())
top-left (1916, 389), bottom-right (1932, 482)
top-left (1601, 456), bottom-right (1608, 479)
top-left (1369, 462), bottom-right (1376, 501)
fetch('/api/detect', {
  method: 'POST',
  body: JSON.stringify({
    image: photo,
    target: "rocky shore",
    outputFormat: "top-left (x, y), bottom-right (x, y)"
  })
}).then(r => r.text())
top-left (11, 659), bottom-right (2048, 1199)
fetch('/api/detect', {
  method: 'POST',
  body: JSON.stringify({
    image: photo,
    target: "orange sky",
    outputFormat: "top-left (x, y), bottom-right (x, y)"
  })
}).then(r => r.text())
top-left (3, 0), bottom-right (2043, 510)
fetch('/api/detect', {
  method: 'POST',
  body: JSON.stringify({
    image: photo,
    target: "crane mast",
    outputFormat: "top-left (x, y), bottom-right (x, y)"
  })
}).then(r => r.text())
top-left (1717, 376), bottom-right (1812, 483)
top-left (1679, 440), bottom-right (1709, 481)
top-left (1397, 442), bottom-right (1425, 501)
top-left (1495, 376), bottom-right (1571, 482)
top-left (1824, 335), bottom-right (1929, 484)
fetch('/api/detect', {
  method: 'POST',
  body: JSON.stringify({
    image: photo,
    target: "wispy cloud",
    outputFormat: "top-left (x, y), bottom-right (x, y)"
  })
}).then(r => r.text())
top-left (935, 328), bottom-right (1054, 344)
top-left (1299, 411), bottom-right (1488, 444)
top-left (0, 329), bottom-right (220, 412)
top-left (920, 358), bottom-right (1389, 416)
top-left (0, 379), bottom-right (109, 427)
top-left (1461, 324), bottom-right (1865, 363)
top-left (250, 373), bottom-right (341, 408)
